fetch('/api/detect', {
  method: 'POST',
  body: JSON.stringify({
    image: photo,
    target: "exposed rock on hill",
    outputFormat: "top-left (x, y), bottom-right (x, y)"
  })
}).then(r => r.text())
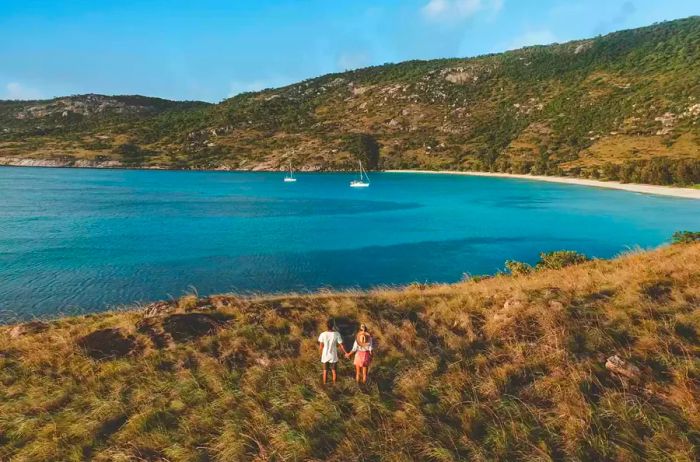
top-left (1, 17), bottom-right (699, 185)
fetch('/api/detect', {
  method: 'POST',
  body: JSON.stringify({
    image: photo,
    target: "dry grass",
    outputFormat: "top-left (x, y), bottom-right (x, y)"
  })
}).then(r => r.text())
top-left (1, 244), bottom-right (699, 461)
top-left (567, 133), bottom-right (700, 170)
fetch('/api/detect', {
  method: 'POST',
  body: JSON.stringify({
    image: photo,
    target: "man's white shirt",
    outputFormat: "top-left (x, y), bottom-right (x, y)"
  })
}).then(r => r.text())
top-left (318, 331), bottom-right (343, 363)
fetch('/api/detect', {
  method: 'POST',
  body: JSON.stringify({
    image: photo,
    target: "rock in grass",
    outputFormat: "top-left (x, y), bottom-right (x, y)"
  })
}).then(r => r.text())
top-left (77, 328), bottom-right (137, 360)
top-left (548, 300), bottom-right (564, 311)
top-left (605, 355), bottom-right (641, 380)
top-left (143, 300), bottom-right (173, 318)
top-left (8, 320), bottom-right (49, 338)
top-left (503, 298), bottom-right (525, 310)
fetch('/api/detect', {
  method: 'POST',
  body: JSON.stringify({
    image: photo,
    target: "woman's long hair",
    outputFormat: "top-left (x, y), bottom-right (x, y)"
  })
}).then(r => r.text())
top-left (356, 323), bottom-right (370, 346)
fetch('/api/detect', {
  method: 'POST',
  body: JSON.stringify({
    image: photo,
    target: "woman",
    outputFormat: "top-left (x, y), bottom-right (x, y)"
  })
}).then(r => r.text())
top-left (346, 323), bottom-right (373, 384)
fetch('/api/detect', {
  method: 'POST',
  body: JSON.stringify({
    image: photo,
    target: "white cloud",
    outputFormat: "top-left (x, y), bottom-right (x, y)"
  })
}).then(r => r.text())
top-left (423, 0), bottom-right (449, 17)
top-left (4, 82), bottom-right (42, 100)
top-left (421, 0), bottom-right (503, 22)
top-left (227, 77), bottom-right (290, 98)
top-left (507, 29), bottom-right (558, 50)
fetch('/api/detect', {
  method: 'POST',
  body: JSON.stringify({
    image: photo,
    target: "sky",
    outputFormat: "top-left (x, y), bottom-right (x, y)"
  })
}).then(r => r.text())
top-left (1, 0), bottom-right (698, 102)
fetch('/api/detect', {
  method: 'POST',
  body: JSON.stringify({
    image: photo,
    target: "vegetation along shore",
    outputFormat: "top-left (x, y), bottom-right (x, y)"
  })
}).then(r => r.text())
top-left (2, 17), bottom-right (700, 188)
top-left (386, 170), bottom-right (700, 199)
top-left (2, 235), bottom-right (700, 461)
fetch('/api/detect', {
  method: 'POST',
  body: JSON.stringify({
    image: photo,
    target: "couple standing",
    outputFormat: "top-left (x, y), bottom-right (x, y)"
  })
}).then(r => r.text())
top-left (318, 319), bottom-right (373, 384)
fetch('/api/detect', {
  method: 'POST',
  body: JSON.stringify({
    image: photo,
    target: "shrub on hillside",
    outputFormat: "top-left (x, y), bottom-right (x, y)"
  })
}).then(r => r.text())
top-left (114, 143), bottom-right (156, 166)
top-left (536, 250), bottom-right (589, 270)
top-left (505, 260), bottom-right (533, 276)
top-left (603, 158), bottom-right (700, 186)
top-left (672, 231), bottom-right (700, 244)
top-left (342, 133), bottom-right (380, 170)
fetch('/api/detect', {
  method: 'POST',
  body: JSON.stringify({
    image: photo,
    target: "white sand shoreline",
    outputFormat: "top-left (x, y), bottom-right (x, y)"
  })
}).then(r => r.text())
top-left (3, 161), bottom-right (699, 200)
top-left (385, 170), bottom-right (700, 200)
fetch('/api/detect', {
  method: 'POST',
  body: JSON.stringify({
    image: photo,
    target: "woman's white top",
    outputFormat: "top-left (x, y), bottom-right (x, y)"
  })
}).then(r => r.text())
top-left (351, 336), bottom-right (373, 353)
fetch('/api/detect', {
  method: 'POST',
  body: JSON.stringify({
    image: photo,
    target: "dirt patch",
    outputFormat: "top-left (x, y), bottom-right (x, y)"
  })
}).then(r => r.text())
top-left (161, 313), bottom-right (230, 342)
top-left (77, 328), bottom-right (137, 360)
top-left (640, 279), bottom-right (673, 302)
top-left (222, 349), bottom-right (250, 370)
top-left (136, 318), bottom-right (172, 349)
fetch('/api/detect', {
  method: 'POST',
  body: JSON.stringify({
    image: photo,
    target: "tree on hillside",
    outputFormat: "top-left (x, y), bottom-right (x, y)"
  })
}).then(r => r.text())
top-left (343, 133), bottom-right (380, 170)
top-left (115, 143), bottom-right (155, 167)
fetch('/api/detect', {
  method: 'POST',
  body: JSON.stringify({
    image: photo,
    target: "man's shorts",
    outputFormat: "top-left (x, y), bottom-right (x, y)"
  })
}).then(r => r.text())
top-left (322, 361), bottom-right (337, 371)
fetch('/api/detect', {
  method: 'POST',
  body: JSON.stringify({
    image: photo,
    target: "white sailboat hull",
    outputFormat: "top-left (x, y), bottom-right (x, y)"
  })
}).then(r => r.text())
top-left (350, 160), bottom-right (370, 187)
top-left (350, 181), bottom-right (369, 188)
top-left (284, 160), bottom-right (297, 182)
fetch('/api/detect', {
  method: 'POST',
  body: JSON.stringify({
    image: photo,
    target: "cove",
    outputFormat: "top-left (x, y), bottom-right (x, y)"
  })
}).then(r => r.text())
top-left (1, 166), bottom-right (699, 321)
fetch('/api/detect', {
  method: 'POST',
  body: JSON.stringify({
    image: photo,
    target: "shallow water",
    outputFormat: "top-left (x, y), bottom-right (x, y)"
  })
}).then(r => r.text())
top-left (1, 167), bottom-right (699, 320)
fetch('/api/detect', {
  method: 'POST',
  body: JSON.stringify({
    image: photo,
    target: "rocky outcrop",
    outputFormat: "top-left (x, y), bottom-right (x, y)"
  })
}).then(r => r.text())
top-left (0, 157), bottom-right (123, 168)
top-left (12, 94), bottom-right (183, 120)
top-left (142, 301), bottom-right (175, 318)
top-left (605, 355), bottom-right (641, 380)
top-left (8, 321), bottom-right (49, 338)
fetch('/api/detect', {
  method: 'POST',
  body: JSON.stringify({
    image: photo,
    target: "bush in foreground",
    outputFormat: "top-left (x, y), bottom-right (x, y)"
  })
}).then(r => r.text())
top-left (672, 230), bottom-right (700, 244)
top-left (504, 259), bottom-right (533, 276)
top-left (536, 250), bottom-right (590, 270)
top-left (505, 250), bottom-right (589, 275)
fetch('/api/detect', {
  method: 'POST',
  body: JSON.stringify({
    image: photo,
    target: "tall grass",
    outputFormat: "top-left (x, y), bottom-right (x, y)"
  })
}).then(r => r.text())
top-left (1, 243), bottom-right (699, 461)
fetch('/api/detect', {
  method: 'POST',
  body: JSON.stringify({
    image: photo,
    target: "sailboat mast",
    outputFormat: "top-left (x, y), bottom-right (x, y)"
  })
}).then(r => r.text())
top-left (349, 159), bottom-right (370, 187)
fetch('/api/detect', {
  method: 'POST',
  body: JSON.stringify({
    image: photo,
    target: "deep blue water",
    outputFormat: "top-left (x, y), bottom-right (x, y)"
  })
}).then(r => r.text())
top-left (1, 166), bottom-right (699, 320)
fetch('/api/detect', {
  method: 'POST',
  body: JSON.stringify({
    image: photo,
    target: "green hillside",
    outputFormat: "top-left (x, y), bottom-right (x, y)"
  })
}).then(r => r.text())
top-left (2, 17), bottom-right (700, 184)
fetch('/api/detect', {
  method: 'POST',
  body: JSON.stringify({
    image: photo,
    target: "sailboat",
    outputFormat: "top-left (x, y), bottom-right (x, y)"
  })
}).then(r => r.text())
top-left (350, 160), bottom-right (370, 188)
top-left (283, 161), bottom-right (297, 182)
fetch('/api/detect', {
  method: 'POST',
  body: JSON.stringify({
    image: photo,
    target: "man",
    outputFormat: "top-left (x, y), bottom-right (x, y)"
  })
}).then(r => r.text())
top-left (318, 318), bottom-right (348, 384)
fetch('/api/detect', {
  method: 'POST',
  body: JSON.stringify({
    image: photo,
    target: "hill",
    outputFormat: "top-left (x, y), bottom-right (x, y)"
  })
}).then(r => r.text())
top-left (1, 241), bottom-right (699, 461)
top-left (1, 17), bottom-right (700, 185)
top-left (0, 94), bottom-right (211, 168)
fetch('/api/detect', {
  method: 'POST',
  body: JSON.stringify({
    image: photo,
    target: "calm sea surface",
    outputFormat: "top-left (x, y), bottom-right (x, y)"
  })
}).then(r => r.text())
top-left (1, 167), bottom-right (699, 320)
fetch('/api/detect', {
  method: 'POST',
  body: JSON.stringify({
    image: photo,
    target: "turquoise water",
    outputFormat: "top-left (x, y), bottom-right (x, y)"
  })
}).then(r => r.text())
top-left (1, 166), bottom-right (699, 320)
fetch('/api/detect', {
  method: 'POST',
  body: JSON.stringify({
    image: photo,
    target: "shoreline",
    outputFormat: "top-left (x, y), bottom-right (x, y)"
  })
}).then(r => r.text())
top-left (2, 161), bottom-right (699, 200)
top-left (385, 170), bottom-right (700, 200)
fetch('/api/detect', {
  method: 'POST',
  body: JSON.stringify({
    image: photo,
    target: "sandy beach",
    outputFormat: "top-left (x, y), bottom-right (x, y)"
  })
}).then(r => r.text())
top-left (385, 170), bottom-right (700, 200)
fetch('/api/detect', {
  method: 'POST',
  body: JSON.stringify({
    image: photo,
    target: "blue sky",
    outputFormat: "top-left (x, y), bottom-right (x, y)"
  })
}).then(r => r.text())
top-left (1, 0), bottom-right (697, 102)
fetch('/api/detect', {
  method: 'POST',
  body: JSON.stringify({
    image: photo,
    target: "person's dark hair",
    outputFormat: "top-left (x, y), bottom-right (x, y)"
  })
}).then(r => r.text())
top-left (326, 318), bottom-right (334, 330)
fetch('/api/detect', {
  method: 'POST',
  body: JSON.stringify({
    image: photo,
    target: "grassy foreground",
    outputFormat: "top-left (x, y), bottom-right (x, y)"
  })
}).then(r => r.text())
top-left (1, 244), bottom-right (700, 461)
